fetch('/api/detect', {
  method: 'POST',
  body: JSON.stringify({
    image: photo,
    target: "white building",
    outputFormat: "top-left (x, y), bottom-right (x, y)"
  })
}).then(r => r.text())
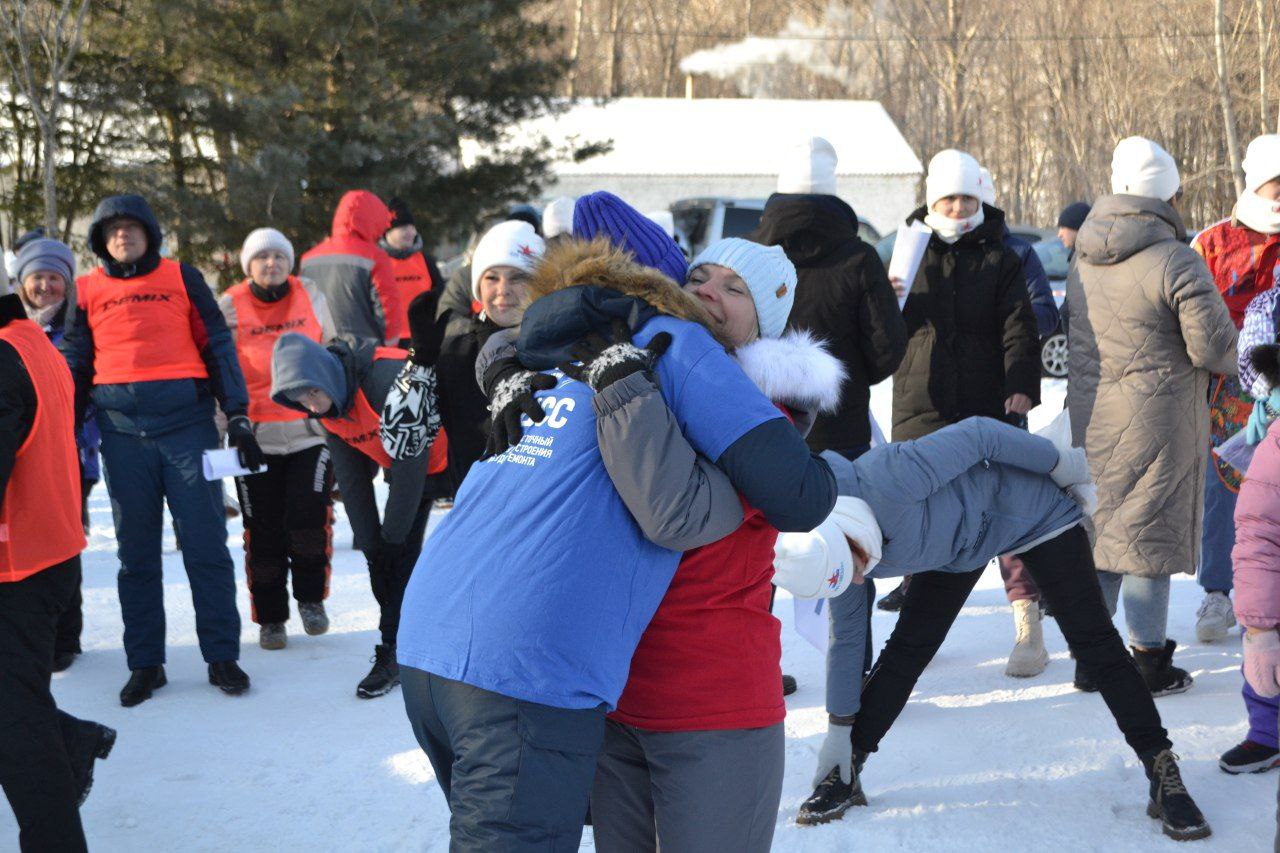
top-left (468, 98), bottom-right (922, 236)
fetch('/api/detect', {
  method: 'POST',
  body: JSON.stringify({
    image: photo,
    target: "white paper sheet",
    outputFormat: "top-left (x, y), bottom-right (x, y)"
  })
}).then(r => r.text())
top-left (887, 220), bottom-right (932, 308)
top-left (202, 448), bottom-right (264, 480)
top-left (794, 596), bottom-right (829, 652)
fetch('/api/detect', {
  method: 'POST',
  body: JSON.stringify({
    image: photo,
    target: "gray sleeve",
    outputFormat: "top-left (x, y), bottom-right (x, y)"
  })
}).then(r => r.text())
top-left (594, 372), bottom-right (744, 551)
top-left (819, 450), bottom-right (858, 496)
top-left (826, 577), bottom-right (870, 717)
top-left (438, 265), bottom-right (474, 320)
top-left (382, 452), bottom-right (428, 545)
top-left (474, 326), bottom-right (520, 393)
top-left (327, 434), bottom-right (380, 553)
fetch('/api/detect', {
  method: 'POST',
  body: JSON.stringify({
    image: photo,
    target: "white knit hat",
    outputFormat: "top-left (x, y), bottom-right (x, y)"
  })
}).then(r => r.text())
top-left (777, 136), bottom-right (839, 196)
top-left (772, 496), bottom-right (883, 598)
top-left (470, 220), bottom-right (545, 300)
top-left (926, 149), bottom-right (983, 208)
top-left (978, 167), bottom-right (996, 206)
top-left (691, 237), bottom-right (797, 340)
top-left (240, 227), bottom-right (295, 277)
top-left (1110, 136), bottom-right (1180, 201)
top-left (542, 196), bottom-right (575, 239)
top-left (1244, 135), bottom-right (1280, 193)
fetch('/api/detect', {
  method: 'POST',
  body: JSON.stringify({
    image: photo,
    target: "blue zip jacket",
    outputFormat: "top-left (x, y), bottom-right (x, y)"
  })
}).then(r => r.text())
top-left (1004, 228), bottom-right (1059, 337)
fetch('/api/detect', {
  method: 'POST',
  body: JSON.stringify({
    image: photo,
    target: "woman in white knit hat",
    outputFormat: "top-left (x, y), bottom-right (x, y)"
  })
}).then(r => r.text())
top-left (586, 237), bottom-right (846, 853)
top-left (218, 228), bottom-right (338, 650)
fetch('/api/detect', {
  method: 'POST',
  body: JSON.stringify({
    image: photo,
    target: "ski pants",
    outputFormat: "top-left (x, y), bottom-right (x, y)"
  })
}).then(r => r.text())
top-left (1198, 452), bottom-right (1238, 594)
top-left (591, 720), bottom-right (784, 853)
top-left (100, 420), bottom-right (240, 669)
top-left (365, 486), bottom-right (436, 647)
top-left (1247, 675), bottom-right (1280, 750)
top-left (401, 666), bottom-right (606, 852)
top-left (851, 525), bottom-right (1171, 760)
top-left (0, 558), bottom-right (89, 853)
top-left (234, 444), bottom-right (334, 625)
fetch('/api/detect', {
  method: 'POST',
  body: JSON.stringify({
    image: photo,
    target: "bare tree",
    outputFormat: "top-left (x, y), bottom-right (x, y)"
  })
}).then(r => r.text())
top-left (0, 0), bottom-right (92, 238)
top-left (1213, 0), bottom-right (1245, 194)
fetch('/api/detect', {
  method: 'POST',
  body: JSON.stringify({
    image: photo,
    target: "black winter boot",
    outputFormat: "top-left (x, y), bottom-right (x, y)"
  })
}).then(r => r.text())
top-left (876, 578), bottom-right (909, 612)
top-left (1132, 640), bottom-right (1193, 697)
top-left (357, 644), bottom-right (400, 698)
top-left (69, 721), bottom-right (116, 806)
top-left (1072, 658), bottom-right (1099, 692)
top-left (208, 661), bottom-right (251, 695)
top-left (52, 650), bottom-right (78, 672)
top-left (120, 665), bottom-right (167, 707)
top-left (782, 674), bottom-right (798, 696)
top-left (797, 749), bottom-right (868, 825)
top-left (1142, 750), bottom-right (1210, 840)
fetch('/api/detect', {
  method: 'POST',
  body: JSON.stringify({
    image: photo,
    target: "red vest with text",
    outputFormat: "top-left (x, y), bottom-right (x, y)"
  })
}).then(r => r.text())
top-left (389, 252), bottom-right (434, 334)
top-left (77, 258), bottom-right (208, 385)
top-left (0, 320), bottom-right (87, 582)
top-left (228, 277), bottom-right (324, 423)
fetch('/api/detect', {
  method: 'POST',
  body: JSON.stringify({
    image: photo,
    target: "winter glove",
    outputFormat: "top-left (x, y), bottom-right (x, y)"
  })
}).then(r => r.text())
top-left (367, 539), bottom-right (406, 579)
top-left (406, 290), bottom-right (446, 367)
top-left (380, 360), bottom-right (442, 461)
top-left (226, 415), bottom-right (265, 471)
top-left (1245, 391), bottom-right (1280, 446)
top-left (812, 721), bottom-right (855, 787)
top-left (1066, 483), bottom-right (1098, 517)
top-left (1243, 630), bottom-right (1280, 698)
top-left (1049, 445), bottom-right (1090, 488)
top-left (559, 318), bottom-right (672, 392)
top-left (483, 359), bottom-right (558, 457)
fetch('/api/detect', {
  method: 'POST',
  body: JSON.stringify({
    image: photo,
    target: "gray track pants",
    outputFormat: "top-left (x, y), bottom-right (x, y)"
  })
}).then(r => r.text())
top-left (591, 720), bottom-right (784, 853)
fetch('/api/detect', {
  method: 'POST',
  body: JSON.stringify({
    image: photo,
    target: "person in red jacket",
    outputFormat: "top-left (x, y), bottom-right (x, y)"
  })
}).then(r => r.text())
top-left (379, 197), bottom-right (444, 344)
top-left (0, 286), bottom-right (114, 852)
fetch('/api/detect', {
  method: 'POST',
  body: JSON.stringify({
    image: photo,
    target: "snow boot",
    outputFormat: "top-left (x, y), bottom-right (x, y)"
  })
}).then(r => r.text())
top-left (208, 661), bottom-right (250, 695)
top-left (298, 602), bottom-right (329, 636)
top-left (70, 721), bottom-right (116, 806)
top-left (1005, 599), bottom-right (1049, 678)
top-left (1218, 739), bottom-right (1280, 774)
top-left (120, 665), bottom-right (166, 707)
top-left (1132, 640), bottom-right (1193, 696)
top-left (797, 751), bottom-right (868, 825)
top-left (1194, 591), bottom-right (1235, 643)
top-left (1142, 750), bottom-right (1211, 841)
top-left (52, 650), bottom-right (78, 672)
top-left (259, 622), bottom-right (287, 650)
top-left (876, 578), bottom-right (909, 612)
top-left (782, 674), bottom-right (798, 696)
top-left (357, 644), bottom-right (400, 698)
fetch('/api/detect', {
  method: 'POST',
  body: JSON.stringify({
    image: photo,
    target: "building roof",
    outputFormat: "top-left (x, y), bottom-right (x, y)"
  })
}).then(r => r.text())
top-left (464, 98), bottom-right (923, 178)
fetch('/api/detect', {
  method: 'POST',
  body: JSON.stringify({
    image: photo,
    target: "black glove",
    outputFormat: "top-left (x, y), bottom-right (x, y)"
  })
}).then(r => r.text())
top-left (483, 358), bottom-right (558, 457)
top-left (368, 539), bottom-right (406, 577)
top-left (226, 415), bottom-right (265, 471)
top-left (406, 290), bottom-right (446, 366)
top-left (559, 318), bottom-right (672, 391)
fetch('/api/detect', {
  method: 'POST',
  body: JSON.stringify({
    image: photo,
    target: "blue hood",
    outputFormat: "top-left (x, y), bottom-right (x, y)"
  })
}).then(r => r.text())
top-left (270, 333), bottom-right (351, 418)
top-left (88, 194), bottom-right (164, 276)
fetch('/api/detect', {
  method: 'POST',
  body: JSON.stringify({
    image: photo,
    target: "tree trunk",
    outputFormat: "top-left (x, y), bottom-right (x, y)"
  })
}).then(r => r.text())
top-left (41, 118), bottom-right (58, 238)
top-left (607, 0), bottom-right (625, 97)
top-left (567, 0), bottom-right (585, 97)
top-left (1214, 0), bottom-right (1244, 195)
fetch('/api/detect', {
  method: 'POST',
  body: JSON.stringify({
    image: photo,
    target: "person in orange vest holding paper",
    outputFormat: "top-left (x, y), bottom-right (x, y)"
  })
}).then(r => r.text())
top-left (60, 194), bottom-right (261, 706)
top-left (0, 282), bottom-right (115, 852)
top-left (380, 197), bottom-right (444, 345)
top-left (219, 228), bottom-right (338, 652)
top-left (268, 295), bottom-right (447, 698)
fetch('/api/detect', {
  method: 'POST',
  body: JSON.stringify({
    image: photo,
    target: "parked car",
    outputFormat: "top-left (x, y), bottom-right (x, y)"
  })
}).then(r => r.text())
top-left (874, 226), bottom-right (1071, 378)
top-left (671, 197), bottom-right (880, 259)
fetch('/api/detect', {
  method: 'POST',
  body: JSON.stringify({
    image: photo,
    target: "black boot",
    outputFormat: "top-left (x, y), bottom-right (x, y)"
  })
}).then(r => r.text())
top-left (797, 750), bottom-right (868, 826)
top-left (782, 674), bottom-right (798, 696)
top-left (208, 661), bottom-right (251, 695)
top-left (52, 650), bottom-right (78, 672)
top-left (120, 665), bottom-right (167, 707)
top-left (357, 644), bottom-right (400, 698)
top-left (68, 721), bottom-right (116, 806)
top-left (1132, 640), bottom-right (1193, 697)
top-left (1143, 749), bottom-right (1211, 840)
top-left (876, 578), bottom-right (909, 612)
top-left (1072, 658), bottom-right (1099, 692)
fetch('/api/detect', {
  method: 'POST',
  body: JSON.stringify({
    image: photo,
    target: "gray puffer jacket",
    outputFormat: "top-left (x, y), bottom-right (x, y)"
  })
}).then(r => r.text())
top-left (1066, 194), bottom-right (1237, 577)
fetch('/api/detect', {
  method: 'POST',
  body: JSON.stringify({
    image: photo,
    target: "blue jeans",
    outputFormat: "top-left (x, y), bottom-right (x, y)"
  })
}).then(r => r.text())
top-left (1096, 571), bottom-right (1169, 649)
top-left (1198, 453), bottom-right (1237, 594)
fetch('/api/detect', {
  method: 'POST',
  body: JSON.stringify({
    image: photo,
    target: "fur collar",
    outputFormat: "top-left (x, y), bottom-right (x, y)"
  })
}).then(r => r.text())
top-left (732, 329), bottom-right (846, 413)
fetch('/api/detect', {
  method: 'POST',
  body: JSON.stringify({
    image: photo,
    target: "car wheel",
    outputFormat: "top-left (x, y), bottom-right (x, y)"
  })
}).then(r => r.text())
top-left (1041, 332), bottom-right (1068, 378)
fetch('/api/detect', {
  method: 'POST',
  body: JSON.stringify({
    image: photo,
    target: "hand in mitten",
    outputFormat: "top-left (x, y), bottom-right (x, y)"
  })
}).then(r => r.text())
top-left (406, 290), bottom-right (446, 366)
top-left (380, 360), bottom-right (441, 461)
top-left (559, 318), bottom-right (672, 392)
top-left (1245, 394), bottom-right (1280, 446)
top-left (1067, 483), bottom-right (1098, 516)
top-left (226, 415), bottom-right (265, 471)
top-left (1243, 629), bottom-right (1280, 698)
top-left (812, 721), bottom-right (855, 787)
top-left (483, 361), bottom-right (558, 457)
top-left (1049, 445), bottom-right (1090, 488)
top-left (367, 538), bottom-right (406, 578)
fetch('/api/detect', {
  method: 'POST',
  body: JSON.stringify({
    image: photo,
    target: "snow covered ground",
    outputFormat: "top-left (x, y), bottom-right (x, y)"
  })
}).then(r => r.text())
top-left (9, 379), bottom-right (1276, 852)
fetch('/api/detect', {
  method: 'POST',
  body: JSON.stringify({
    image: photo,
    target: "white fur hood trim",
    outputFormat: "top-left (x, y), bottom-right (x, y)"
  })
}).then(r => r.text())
top-left (732, 330), bottom-right (846, 413)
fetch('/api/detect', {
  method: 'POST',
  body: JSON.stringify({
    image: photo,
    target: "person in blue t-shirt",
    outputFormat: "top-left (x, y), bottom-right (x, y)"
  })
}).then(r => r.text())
top-left (396, 194), bottom-right (837, 850)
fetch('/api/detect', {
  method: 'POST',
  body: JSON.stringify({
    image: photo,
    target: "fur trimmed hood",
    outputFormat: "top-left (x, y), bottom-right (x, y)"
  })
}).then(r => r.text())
top-left (732, 329), bottom-right (846, 414)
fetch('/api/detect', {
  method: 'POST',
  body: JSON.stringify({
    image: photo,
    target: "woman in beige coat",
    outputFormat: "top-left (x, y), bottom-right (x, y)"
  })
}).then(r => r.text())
top-left (1067, 137), bottom-right (1238, 696)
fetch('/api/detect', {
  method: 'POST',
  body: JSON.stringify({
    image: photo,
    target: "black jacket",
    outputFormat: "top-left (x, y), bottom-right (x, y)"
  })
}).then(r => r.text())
top-left (891, 204), bottom-right (1041, 441)
top-left (435, 309), bottom-right (503, 486)
top-left (752, 194), bottom-right (906, 451)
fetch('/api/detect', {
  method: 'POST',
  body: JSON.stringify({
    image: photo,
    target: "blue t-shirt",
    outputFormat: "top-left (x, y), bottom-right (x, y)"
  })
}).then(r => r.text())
top-left (396, 316), bottom-right (783, 709)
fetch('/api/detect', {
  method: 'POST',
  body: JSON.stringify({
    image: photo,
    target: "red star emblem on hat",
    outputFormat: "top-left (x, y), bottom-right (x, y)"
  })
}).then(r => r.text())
top-left (518, 244), bottom-right (535, 256)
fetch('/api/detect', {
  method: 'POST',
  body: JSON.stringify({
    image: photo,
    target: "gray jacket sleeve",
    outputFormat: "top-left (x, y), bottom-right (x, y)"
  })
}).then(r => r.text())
top-left (595, 373), bottom-right (744, 551)
top-left (474, 327), bottom-right (520, 392)
top-left (327, 435), bottom-right (380, 553)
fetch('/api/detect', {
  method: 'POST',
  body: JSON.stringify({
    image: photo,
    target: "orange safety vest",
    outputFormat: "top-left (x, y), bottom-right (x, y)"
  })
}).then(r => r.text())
top-left (78, 258), bottom-right (208, 385)
top-left (228, 277), bottom-right (324, 423)
top-left (0, 319), bottom-right (87, 582)
top-left (322, 347), bottom-right (448, 474)
top-left (389, 252), bottom-right (434, 312)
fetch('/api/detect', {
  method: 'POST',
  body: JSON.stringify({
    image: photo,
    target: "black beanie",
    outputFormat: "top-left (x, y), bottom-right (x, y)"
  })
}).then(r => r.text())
top-left (387, 197), bottom-right (414, 230)
top-left (1057, 201), bottom-right (1091, 231)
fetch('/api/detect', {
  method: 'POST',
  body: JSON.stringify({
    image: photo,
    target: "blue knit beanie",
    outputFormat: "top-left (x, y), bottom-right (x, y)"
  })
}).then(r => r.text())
top-left (572, 191), bottom-right (688, 284)
top-left (14, 238), bottom-right (75, 288)
top-left (691, 238), bottom-right (797, 339)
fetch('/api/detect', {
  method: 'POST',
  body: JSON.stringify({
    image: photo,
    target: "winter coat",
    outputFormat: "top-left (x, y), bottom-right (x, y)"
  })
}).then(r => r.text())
top-left (1233, 417), bottom-right (1280, 630)
top-left (822, 416), bottom-right (1082, 576)
top-left (0, 295), bottom-right (37, 498)
top-left (891, 204), bottom-right (1041, 442)
top-left (1003, 227), bottom-right (1060, 338)
top-left (1192, 216), bottom-right (1280, 329)
top-left (752, 193), bottom-right (906, 451)
top-left (299, 191), bottom-right (403, 345)
top-left (60, 194), bottom-right (249, 438)
top-left (1066, 194), bottom-right (1238, 577)
top-left (379, 232), bottom-right (445, 342)
top-left (434, 309), bottom-right (503, 485)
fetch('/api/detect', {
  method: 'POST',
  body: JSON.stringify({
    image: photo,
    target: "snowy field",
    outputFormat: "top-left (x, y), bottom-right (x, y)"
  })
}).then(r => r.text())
top-left (8, 379), bottom-right (1276, 852)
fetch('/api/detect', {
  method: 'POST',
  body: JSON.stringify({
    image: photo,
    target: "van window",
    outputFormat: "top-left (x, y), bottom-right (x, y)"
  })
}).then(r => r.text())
top-left (722, 207), bottom-right (764, 239)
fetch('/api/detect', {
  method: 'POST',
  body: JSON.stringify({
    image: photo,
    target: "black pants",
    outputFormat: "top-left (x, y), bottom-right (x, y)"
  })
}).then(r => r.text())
top-left (852, 525), bottom-right (1170, 759)
top-left (0, 558), bottom-right (89, 853)
top-left (367, 487), bottom-right (437, 646)
top-left (234, 445), bottom-right (334, 625)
